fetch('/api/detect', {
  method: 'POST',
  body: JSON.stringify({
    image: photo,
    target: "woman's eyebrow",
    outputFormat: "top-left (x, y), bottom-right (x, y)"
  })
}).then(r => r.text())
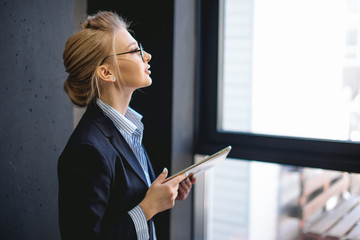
top-left (126, 42), bottom-right (138, 49)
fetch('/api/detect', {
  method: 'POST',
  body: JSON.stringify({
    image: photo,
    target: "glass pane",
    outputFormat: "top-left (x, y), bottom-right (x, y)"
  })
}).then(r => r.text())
top-left (219, 0), bottom-right (360, 141)
top-left (205, 158), bottom-right (360, 240)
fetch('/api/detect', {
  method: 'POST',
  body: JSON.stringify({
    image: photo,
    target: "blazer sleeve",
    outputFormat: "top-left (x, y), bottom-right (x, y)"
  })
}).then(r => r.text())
top-left (58, 142), bottom-right (137, 240)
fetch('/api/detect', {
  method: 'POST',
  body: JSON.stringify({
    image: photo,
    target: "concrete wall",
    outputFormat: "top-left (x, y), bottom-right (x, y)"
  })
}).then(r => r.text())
top-left (0, 0), bottom-right (73, 239)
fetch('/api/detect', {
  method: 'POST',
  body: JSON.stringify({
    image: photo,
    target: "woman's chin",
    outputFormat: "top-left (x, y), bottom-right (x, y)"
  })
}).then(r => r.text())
top-left (144, 77), bottom-right (152, 87)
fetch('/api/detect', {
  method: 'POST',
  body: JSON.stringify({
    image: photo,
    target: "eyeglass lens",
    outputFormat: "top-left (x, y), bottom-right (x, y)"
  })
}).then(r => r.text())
top-left (139, 43), bottom-right (144, 62)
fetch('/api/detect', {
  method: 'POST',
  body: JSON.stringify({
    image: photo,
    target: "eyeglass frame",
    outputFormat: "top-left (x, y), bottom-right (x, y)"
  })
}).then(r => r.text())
top-left (100, 43), bottom-right (144, 65)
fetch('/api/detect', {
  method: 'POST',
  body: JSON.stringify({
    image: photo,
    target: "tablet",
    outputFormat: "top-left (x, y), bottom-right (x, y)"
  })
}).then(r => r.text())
top-left (164, 146), bottom-right (232, 183)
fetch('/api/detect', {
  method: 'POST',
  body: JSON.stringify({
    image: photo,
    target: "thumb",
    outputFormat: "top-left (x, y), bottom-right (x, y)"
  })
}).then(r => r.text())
top-left (153, 167), bottom-right (168, 184)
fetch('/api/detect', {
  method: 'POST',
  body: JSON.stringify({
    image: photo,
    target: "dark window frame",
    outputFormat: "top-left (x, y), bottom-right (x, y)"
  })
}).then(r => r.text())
top-left (195, 0), bottom-right (360, 173)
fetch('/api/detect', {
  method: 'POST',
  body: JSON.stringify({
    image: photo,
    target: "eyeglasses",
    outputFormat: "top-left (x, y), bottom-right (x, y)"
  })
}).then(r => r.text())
top-left (100, 43), bottom-right (144, 65)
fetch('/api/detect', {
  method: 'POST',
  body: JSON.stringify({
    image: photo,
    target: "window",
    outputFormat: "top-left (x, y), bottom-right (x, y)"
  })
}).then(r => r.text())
top-left (219, 0), bottom-right (360, 142)
top-left (195, 0), bottom-right (360, 239)
top-left (197, 0), bottom-right (360, 172)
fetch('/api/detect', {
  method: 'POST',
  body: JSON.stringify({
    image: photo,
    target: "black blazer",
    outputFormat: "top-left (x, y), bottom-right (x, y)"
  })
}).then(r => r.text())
top-left (58, 102), bottom-right (156, 240)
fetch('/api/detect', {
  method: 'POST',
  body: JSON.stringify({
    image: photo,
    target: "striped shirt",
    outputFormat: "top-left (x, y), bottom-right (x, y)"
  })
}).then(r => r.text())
top-left (96, 98), bottom-right (155, 240)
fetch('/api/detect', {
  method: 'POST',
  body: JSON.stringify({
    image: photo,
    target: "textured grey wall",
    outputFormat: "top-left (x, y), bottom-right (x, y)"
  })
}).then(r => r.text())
top-left (0, 0), bottom-right (73, 239)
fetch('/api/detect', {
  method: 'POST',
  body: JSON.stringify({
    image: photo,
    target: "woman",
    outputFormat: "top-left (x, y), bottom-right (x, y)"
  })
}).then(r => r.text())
top-left (58, 11), bottom-right (195, 240)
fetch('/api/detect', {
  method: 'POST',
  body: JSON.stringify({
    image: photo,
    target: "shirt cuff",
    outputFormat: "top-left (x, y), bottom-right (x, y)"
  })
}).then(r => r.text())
top-left (128, 205), bottom-right (149, 240)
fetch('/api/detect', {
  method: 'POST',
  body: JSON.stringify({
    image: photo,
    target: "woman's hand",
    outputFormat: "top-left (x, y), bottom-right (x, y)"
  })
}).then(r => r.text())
top-left (139, 168), bottom-right (185, 220)
top-left (176, 175), bottom-right (196, 201)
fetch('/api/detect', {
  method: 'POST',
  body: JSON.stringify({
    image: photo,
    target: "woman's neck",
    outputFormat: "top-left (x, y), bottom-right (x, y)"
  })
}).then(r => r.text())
top-left (100, 88), bottom-right (133, 116)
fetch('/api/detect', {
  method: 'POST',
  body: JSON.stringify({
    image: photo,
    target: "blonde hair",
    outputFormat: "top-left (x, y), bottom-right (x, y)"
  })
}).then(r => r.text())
top-left (63, 11), bottom-right (129, 107)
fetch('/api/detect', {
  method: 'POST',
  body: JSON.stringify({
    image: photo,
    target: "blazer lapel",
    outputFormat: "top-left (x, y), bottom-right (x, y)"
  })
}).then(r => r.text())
top-left (87, 102), bottom-right (149, 187)
top-left (111, 133), bottom-right (149, 187)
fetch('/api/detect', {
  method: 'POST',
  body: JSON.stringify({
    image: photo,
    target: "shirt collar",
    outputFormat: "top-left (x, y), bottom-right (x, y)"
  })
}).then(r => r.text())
top-left (96, 98), bottom-right (144, 137)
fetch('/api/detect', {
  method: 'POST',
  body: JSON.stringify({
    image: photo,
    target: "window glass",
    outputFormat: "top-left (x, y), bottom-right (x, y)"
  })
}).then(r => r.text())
top-left (204, 158), bottom-right (360, 240)
top-left (219, 0), bottom-right (360, 141)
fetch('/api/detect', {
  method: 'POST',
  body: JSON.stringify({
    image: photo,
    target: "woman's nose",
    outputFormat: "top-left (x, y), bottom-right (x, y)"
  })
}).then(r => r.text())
top-left (144, 51), bottom-right (151, 62)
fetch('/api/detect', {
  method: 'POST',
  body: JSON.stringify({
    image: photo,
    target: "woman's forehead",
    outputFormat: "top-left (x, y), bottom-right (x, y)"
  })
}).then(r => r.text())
top-left (115, 29), bottom-right (137, 51)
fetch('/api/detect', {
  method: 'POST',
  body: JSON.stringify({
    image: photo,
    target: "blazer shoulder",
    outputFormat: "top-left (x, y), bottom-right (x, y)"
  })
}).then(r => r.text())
top-left (67, 103), bottom-right (114, 146)
top-left (59, 105), bottom-right (117, 164)
top-left (58, 123), bottom-right (115, 183)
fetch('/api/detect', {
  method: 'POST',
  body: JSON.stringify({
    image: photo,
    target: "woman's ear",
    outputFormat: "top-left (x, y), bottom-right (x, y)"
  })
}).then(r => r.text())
top-left (96, 65), bottom-right (116, 82)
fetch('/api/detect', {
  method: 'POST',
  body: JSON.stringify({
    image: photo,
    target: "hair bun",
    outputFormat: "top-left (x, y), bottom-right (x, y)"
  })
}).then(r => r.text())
top-left (81, 15), bottom-right (97, 29)
top-left (81, 20), bottom-right (89, 29)
top-left (81, 18), bottom-right (91, 29)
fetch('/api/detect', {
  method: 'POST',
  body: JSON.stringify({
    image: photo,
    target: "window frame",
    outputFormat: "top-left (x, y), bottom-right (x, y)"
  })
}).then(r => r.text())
top-left (195, 0), bottom-right (360, 173)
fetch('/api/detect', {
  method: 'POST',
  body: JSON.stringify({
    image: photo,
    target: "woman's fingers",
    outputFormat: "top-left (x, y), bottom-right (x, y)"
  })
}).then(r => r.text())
top-left (176, 178), bottom-right (194, 200)
top-left (165, 173), bottom-right (187, 187)
top-left (189, 175), bottom-right (196, 184)
top-left (181, 179), bottom-right (192, 191)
